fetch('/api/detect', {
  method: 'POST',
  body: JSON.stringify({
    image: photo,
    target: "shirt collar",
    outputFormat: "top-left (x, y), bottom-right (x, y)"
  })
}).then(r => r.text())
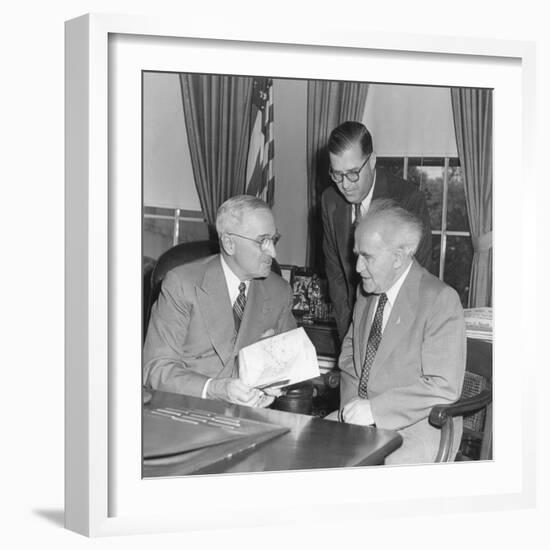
top-left (353, 170), bottom-right (377, 221)
top-left (384, 259), bottom-right (413, 308)
top-left (220, 254), bottom-right (249, 303)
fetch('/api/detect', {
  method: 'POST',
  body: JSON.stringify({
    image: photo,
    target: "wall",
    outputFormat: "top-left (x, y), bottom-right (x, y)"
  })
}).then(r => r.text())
top-left (271, 79), bottom-right (309, 266)
top-left (143, 72), bottom-right (201, 210)
top-left (363, 84), bottom-right (457, 157)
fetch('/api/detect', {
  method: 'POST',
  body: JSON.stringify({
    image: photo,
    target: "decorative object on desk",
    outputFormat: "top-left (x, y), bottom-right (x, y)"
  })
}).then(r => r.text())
top-left (291, 268), bottom-right (313, 313)
top-left (291, 268), bottom-right (334, 323)
top-left (302, 273), bottom-right (322, 324)
top-left (272, 380), bottom-right (314, 415)
top-left (464, 307), bottom-right (493, 341)
top-left (238, 327), bottom-right (320, 389)
top-left (278, 264), bottom-right (295, 285)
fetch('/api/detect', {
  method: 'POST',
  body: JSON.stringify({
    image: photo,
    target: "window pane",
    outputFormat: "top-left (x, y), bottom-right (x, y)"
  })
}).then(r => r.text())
top-left (446, 166), bottom-right (469, 232)
top-left (144, 217), bottom-right (174, 260)
top-left (376, 157), bottom-right (404, 179)
top-left (409, 162), bottom-right (444, 231)
top-left (429, 233), bottom-right (441, 277)
top-left (444, 235), bottom-right (473, 307)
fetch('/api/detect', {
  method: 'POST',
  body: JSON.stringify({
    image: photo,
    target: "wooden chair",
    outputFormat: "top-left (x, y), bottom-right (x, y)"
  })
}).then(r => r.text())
top-left (430, 338), bottom-right (493, 462)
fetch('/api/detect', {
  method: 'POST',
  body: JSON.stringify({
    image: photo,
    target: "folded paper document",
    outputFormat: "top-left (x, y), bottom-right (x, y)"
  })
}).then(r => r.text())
top-left (238, 327), bottom-right (320, 389)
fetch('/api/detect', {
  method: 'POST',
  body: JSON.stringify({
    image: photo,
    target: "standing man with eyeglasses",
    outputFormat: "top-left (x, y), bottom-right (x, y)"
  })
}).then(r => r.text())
top-left (321, 121), bottom-right (432, 341)
top-left (144, 195), bottom-right (296, 406)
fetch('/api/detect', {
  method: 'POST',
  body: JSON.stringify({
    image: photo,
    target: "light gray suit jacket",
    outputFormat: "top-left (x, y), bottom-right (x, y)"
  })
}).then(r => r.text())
top-left (143, 255), bottom-right (296, 397)
top-left (339, 260), bottom-right (466, 464)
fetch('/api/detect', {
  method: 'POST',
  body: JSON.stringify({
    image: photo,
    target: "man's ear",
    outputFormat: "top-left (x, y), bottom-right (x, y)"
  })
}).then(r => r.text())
top-left (220, 233), bottom-right (235, 256)
top-left (393, 247), bottom-right (405, 269)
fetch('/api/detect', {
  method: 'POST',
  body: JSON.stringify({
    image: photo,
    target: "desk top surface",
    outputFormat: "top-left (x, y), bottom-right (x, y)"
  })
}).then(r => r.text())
top-left (143, 391), bottom-right (402, 477)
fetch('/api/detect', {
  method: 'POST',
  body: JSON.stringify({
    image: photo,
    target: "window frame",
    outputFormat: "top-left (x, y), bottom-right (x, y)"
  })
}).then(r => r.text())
top-left (377, 156), bottom-right (472, 297)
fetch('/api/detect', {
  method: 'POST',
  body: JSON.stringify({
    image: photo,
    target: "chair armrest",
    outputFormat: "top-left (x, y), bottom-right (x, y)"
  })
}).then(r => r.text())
top-left (430, 389), bottom-right (492, 462)
top-left (429, 389), bottom-right (492, 428)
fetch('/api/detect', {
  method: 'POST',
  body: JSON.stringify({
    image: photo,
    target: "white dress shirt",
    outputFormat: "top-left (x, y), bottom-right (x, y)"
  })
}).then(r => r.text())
top-left (372, 259), bottom-right (413, 332)
top-left (202, 255), bottom-right (249, 398)
top-left (351, 171), bottom-right (377, 224)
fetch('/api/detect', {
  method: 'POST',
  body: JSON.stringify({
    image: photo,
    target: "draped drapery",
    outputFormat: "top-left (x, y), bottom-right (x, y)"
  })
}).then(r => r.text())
top-left (451, 88), bottom-right (493, 307)
top-left (180, 74), bottom-right (253, 228)
top-left (306, 80), bottom-right (370, 267)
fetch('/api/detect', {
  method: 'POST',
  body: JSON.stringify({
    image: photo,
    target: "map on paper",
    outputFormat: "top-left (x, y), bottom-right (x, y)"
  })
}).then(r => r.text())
top-left (238, 327), bottom-right (319, 389)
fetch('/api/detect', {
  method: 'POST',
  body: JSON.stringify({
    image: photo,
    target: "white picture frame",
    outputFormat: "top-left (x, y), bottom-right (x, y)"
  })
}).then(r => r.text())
top-left (65, 13), bottom-right (536, 537)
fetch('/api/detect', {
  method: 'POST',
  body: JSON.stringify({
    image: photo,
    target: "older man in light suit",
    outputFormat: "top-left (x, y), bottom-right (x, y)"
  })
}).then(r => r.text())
top-left (334, 198), bottom-right (466, 464)
top-left (143, 195), bottom-right (296, 407)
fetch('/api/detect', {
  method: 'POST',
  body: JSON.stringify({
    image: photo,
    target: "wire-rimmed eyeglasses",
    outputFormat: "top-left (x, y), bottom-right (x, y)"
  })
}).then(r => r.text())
top-left (227, 232), bottom-right (281, 250)
top-left (329, 155), bottom-right (370, 184)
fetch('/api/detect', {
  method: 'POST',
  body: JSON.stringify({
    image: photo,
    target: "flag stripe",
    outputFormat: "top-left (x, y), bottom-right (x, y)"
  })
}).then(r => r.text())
top-left (246, 77), bottom-right (274, 205)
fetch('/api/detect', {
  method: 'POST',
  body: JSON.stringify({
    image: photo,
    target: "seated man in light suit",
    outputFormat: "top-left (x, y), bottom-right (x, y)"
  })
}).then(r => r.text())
top-left (143, 195), bottom-right (296, 407)
top-left (329, 198), bottom-right (466, 464)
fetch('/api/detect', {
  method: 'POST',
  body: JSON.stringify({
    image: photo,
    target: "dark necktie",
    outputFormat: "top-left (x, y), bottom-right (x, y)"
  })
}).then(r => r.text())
top-left (358, 293), bottom-right (388, 398)
top-left (233, 282), bottom-right (247, 334)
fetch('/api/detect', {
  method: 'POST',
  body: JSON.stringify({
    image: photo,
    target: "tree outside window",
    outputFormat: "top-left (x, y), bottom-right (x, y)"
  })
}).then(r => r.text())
top-left (378, 157), bottom-right (473, 306)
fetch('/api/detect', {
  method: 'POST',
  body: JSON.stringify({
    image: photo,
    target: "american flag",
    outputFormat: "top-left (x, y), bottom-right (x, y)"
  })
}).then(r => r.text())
top-left (246, 77), bottom-right (274, 204)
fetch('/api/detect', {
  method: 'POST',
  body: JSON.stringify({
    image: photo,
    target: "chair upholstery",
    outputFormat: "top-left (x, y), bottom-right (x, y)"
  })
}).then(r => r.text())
top-left (429, 338), bottom-right (493, 462)
top-left (143, 240), bottom-right (282, 337)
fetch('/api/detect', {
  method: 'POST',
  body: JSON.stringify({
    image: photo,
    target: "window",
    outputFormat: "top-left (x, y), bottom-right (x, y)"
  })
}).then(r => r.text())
top-left (143, 206), bottom-right (210, 261)
top-left (377, 157), bottom-right (472, 306)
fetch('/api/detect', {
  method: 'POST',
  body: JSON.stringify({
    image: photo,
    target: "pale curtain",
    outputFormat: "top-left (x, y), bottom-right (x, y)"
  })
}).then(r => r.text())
top-left (180, 74), bottom-right (253, 227)
top-left (451, 88), bottom-right (493, 307)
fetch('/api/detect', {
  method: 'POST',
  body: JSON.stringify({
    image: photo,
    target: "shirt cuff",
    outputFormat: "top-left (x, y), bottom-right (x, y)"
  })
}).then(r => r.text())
top-left (201, 378), bottom-right (212, 399)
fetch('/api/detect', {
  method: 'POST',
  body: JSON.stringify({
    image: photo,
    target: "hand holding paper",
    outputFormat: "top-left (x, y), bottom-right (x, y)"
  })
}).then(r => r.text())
top-left (238, 328), bottom-right (320, 389)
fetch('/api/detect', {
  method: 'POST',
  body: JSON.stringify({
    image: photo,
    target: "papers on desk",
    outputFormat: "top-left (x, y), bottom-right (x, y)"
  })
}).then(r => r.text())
top-left (464, 307), bottom-right (493, 341)
top-left (238, 327), bottom-right (320, 389)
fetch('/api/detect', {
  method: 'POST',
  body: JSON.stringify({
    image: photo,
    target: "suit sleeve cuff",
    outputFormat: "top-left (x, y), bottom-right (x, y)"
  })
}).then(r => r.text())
top-left (201, 378), bottom-right (212, 399)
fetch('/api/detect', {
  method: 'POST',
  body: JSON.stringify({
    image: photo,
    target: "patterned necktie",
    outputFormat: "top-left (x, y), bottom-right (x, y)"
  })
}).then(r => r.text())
top-left (358, 293), bottom-right (388, 398)
top-left (233, 282), bottom-right (247, 334)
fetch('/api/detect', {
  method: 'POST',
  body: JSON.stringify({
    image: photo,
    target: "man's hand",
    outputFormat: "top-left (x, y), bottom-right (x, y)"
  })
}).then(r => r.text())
top-left (341, 397), bottom-right (375, 426)
top-left (207, 378), bottom-right (273, 408)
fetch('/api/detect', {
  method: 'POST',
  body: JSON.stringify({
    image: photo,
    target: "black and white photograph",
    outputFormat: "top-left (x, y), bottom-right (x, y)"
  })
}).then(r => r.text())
top-left (4, 0), bottom-right (544, 545)
top-left (141, 70), bottom-right (493, 476)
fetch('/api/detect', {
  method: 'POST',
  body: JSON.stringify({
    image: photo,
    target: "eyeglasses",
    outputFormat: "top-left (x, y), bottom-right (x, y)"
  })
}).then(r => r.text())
top-left (329, 155), bottom-right (370, 184)
top-left (227, 232), bottom-right (281, 250)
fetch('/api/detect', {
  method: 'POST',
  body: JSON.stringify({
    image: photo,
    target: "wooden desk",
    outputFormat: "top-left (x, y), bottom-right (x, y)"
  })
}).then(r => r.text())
top-left (143, 391), bottom-right (402, 477)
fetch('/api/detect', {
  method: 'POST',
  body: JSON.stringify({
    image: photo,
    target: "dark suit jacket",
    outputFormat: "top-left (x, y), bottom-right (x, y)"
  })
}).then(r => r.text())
top-left (143, 255), bottom-right (297, 396)
top-left (339, 260), bottom-right (466, 464)
top-left (321, 167), bottom-right (433, 340)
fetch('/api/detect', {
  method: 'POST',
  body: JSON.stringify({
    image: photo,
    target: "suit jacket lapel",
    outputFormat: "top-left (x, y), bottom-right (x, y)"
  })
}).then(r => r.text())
top-left (370, 261), bottom-right (422, 377)
top-left (196, 256), bottom-right (235, 368)
top-left (335, 199), bottom-right (353, 280)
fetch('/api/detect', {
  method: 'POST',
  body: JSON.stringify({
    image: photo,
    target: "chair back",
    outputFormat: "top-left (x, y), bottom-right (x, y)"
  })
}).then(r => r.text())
top-left (460, 339), bottom-right (493, 460)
